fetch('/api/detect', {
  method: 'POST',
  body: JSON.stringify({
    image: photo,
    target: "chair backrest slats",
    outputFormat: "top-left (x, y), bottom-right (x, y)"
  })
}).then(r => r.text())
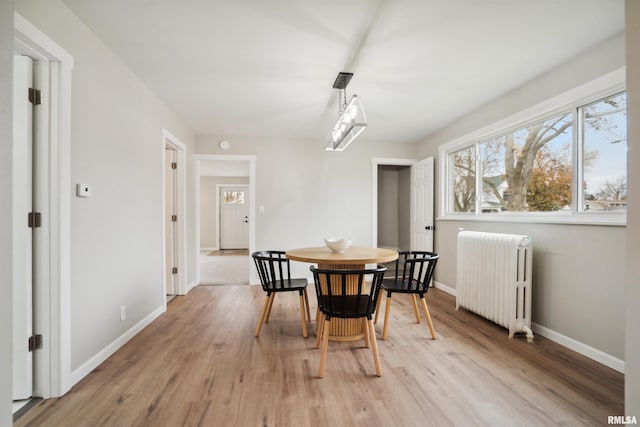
top-left (311, 266), bottom-right (386, 319)
top-left (252, 250), bottom-right (293, 291)
top-left (393, 251), bottom-right (439, 295)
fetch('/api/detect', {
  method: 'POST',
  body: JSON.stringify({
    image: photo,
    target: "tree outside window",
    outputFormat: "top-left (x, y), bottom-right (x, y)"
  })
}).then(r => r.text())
top-left (446, 90), bottom-right (627, 216)
top-left (480, 113), bottom-right (572, 213)
top-left (451, 146), bottom-right (475, 212)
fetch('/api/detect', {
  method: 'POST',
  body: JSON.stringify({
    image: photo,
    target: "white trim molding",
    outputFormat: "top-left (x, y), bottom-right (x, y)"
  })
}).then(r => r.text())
top-left (433, 280), bottom-right (457, 296)
top-left (436, 280), bottom-right (623, 373)
top-left (532, 323), bottom-right (624, 373)
top-left (70, 307), bottom-right (165, 385)
top-left (162, 129), bottom-right (188, 300)
top-left (15, 12), bottom-right (74, 398)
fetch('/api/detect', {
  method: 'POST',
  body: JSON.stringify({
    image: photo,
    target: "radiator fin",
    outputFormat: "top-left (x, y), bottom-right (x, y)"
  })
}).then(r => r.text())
top-left (456, 231), bottom-right (533, 341)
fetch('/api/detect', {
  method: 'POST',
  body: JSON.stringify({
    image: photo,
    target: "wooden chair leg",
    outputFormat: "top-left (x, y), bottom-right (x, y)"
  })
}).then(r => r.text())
top-left (374, 293), bottom-right (383, 324)
top-left (254, 294), bottom-right (270, 337)
top-left (265, 293), bottom-right (275, 323)
top-left (303, 288), bottom-right (311, 322)
top-left (420, 297), bottom-right (437, 340)
top-left (411, 294), bottom-right (421, 323)
top-left (382, 295), bottom-right (392, 340)
top-left (368, 319), bottom-right (382, 377)
top-left (299, 293), bottom-right (308, 338)
top-left (316, 312), bottom-right (325, 348)
top-left (318, 319), bottom-right (331, 378)
top-left (362, 317), bottom-right (370, 348)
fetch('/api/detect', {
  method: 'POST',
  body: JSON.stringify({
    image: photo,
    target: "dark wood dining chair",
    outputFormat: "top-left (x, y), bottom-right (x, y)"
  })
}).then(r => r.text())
top-left (310, 265), bottom-right (386, 377)
top-left (252, 251), bottom-right (311, 338)
top-left (374, 251), bottom-right (439, 340)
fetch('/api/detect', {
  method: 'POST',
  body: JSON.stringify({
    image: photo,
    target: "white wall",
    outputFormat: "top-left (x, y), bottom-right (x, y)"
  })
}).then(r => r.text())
top-left (625, 0), bottom-right (640, 414)
top-left (1, 1), bottom-right (15, 424)
top-left (195, 136), bottom-right (417, 278)
top-left (417, 33), bottom-right (627, 364)
top-left (15, 0), bottom-right (195, 378)
top-left (200, 176), bottom-right (249, 248)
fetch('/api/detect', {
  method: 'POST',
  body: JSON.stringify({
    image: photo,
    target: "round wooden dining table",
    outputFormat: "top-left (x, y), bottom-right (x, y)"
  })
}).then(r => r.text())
top-left (286, 246), bottom-right (398, 341)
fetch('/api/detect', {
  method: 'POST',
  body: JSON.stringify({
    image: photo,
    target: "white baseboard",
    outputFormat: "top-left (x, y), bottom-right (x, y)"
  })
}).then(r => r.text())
top-left (70, 305), bottom-right (166, 386)
top-left (433, 280), bottom-right (456, 296)
top-left (186, 280), bottom-right (198, 293)
top-left (435, 281), bottom-right (624, 373)
top-left (532, 323), bottom-right (625, 373)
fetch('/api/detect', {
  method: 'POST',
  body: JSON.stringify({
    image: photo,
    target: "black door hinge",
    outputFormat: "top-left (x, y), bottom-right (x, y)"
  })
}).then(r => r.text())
top-left (28, 335), bottom-right (43, 352)
top-left (29, 88), bottom-right (42, 105)
top-left (28, 212), bottom-right (42, 228)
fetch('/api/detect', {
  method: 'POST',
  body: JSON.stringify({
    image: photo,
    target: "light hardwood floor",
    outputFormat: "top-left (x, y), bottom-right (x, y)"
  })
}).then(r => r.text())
top-left (16, 285), bottom-right (623, 426)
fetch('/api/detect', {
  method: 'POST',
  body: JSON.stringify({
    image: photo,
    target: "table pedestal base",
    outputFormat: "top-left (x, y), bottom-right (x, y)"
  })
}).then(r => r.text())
top-left (318, 262), bottom-right (366, 342)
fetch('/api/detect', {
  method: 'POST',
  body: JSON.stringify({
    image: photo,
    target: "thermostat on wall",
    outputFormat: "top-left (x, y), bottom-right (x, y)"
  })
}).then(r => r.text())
top-left (76, 184), bottom-right (92, 198)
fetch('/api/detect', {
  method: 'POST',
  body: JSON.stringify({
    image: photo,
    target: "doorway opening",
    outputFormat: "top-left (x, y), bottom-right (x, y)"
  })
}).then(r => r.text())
top-left (377, 164), bottom-right (411, 252)
top-left (163, 130), bottom-right (187, 300)
top-left (371, 157), bottom-right (435, 253)
top-left (371, 158), bottom-right (415, 250)
top-left (196, 155), bottom-right (256, 285)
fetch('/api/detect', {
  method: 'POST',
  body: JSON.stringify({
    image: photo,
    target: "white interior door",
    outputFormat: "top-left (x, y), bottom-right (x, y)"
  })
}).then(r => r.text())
top-left (13, 55), bottom-right (34, 400)
top-left (165, 148), bottom-right (176, 295)
top-left (220, 186), bottom-right (249, 249)
top-left (410, 157), bottom-right (434, 252)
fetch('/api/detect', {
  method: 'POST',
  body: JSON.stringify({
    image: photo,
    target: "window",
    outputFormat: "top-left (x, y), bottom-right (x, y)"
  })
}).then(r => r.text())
top-left (450, 146), bottom-right (476, 213)
top-left (442, 87), bottom-right (627, 224)
top-left (478, 112), bottom-right (573, 213)
top-left (580, 92), bottom-right (628, 211)
top-left (223, 191), bottom-right (245, 204)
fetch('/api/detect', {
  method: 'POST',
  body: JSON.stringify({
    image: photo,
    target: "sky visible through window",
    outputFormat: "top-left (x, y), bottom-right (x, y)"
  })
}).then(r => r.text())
top-left (448, 91), bottom-right (627, 214)
top-left (582, 92), bottom-right (627, 199)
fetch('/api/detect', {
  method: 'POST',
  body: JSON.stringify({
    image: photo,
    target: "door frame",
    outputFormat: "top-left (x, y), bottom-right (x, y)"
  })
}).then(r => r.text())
top-left (162, 130), bottom-right (187, 298)
top-left (371, 158), bottom-right (416, 248)
top-left (195, 154), bottom-right (257, 284)
top-left (14, 13), bottom-right (74, 398)
top-left (217, 184), bottom-right (250, 250)
top-left (12, 54), bottom-right (34, 401)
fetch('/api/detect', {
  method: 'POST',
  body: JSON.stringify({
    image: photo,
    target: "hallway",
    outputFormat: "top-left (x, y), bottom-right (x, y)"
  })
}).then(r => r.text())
top-left (199, 250), bottom-right (249, 285)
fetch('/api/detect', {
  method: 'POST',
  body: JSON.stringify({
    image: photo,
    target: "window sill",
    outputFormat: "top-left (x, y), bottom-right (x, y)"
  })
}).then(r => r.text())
top-left (437, 212), bottom-right (626, 227)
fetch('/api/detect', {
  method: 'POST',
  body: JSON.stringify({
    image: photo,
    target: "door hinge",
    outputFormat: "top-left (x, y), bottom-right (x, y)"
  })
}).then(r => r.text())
top-left (28, 334), bottom-right (43, 352)
top-left (172, 267), bottom-right (178, 275)
top-left (171, 162), bottom-right (177, 169)
top-left (28, 88), bottom-right (42, 105)
top-left (28, 212), bottom-right (42, 228)
top-left (171, 214), bottom-right (177, 222)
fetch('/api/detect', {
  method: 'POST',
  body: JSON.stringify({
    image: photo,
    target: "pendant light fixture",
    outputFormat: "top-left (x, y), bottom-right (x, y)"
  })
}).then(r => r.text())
top-left (325, 72), bottom-right (367, 151)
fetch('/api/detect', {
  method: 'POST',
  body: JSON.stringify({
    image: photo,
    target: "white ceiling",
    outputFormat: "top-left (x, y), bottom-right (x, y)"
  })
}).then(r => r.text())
top-left (62, 0), bottom-right (624, 145)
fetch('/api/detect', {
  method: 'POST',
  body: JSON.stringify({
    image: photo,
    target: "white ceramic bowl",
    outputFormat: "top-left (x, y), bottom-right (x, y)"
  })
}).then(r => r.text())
top-left (324, 237), bottom-right (352, 253)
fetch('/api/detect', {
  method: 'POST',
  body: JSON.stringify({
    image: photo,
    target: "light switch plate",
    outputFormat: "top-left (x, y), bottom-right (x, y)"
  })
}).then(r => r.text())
top-left (76, 184), bottom-right (92, 198)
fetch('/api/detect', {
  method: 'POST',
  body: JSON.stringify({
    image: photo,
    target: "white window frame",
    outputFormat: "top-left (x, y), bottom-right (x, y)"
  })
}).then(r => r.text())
top-left (438, 68), bottom-right (626, 226)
